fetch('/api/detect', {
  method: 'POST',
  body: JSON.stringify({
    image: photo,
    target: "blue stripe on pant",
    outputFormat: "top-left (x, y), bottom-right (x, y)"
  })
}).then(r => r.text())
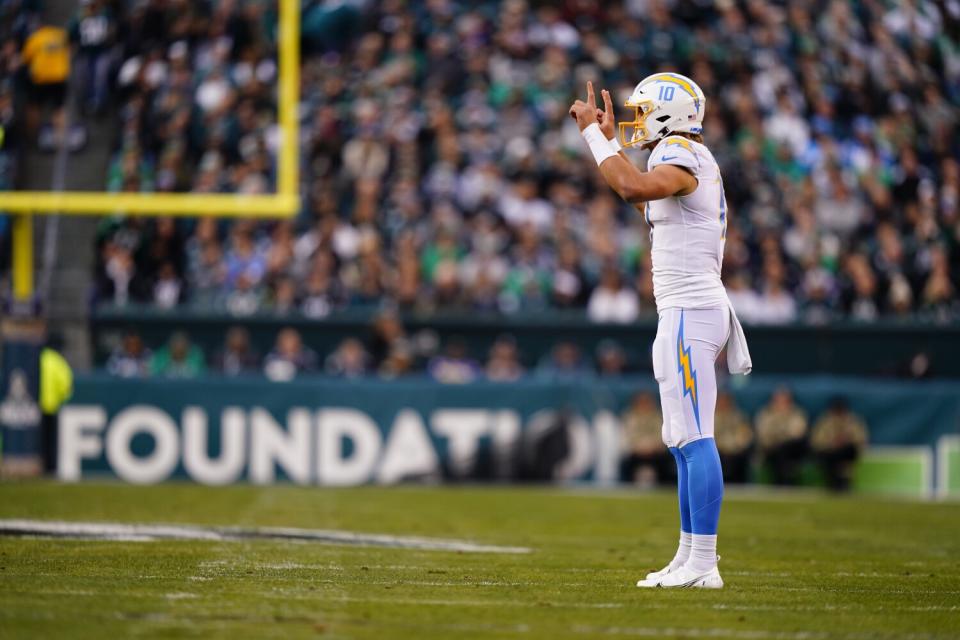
top-left (680, 438), bottom-right (724, 535)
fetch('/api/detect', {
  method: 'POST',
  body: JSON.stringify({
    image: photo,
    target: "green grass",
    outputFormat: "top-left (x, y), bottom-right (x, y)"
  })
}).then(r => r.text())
top-left (1, 482), bottom-right (959, 639)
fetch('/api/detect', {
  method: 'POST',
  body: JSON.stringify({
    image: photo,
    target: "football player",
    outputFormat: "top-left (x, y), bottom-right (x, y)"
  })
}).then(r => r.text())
top-left (570, 74), bottom-right (753, 589)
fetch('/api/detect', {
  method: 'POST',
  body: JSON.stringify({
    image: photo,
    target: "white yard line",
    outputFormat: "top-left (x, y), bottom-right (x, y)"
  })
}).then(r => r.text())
top-left (0, 519), bottom-right (530, 554)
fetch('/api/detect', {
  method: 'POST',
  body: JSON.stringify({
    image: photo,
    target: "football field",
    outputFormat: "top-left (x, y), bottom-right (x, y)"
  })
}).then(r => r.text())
top-left (1, 482), bottom-right (958, 639)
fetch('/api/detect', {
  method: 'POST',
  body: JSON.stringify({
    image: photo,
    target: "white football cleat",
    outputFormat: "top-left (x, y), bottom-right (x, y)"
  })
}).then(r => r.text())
top-left (655, 564), bottom-right (724, 589)
top-left (636, 562), bottom-right (682, 588)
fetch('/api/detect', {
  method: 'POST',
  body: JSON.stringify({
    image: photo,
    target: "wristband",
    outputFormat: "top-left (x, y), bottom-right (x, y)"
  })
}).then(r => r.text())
top-left (581, 123), bottom-right (618, 167)
top-left (609, 134), bottom-right (622, 153)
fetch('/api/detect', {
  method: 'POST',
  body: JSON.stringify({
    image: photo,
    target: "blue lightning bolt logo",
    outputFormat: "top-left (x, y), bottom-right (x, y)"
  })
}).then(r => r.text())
top-left (676, 311), bottom-right (701, 432)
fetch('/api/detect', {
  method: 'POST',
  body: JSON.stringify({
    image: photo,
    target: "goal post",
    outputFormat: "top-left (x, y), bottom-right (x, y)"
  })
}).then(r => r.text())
top-left (1, 0), bottom-right (300, 303)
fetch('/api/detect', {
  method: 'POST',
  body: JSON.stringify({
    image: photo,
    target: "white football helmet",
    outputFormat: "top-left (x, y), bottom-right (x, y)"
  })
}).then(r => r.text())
top-left (619, 73), bottom-right (706, 148)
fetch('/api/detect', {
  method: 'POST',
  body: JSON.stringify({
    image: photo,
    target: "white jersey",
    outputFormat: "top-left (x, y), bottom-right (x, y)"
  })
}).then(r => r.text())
top-left (644, 136), bottom-right (729, 311)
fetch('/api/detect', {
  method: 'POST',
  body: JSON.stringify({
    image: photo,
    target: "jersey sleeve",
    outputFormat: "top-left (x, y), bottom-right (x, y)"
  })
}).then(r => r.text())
top-left (647, 136), bottom-right (699, 173)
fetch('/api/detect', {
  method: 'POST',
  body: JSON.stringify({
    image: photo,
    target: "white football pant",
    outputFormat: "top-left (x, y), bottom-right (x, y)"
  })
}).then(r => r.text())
top-left (652, 307), bottom-right (730, 448)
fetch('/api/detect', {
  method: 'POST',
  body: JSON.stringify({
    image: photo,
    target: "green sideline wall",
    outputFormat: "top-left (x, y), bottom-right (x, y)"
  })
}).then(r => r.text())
top-left (46, 374), bottom-right (960, 496)
top-left (91, 308), bottom-right (960, 376)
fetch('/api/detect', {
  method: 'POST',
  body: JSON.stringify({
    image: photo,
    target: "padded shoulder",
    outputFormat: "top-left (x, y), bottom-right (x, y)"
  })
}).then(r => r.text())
top-left (648, 136), bottom-right (699, 172)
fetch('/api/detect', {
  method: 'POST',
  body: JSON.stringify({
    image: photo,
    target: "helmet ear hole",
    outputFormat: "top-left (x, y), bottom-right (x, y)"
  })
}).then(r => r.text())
top-left (656, 115), bottom-right (671, 123)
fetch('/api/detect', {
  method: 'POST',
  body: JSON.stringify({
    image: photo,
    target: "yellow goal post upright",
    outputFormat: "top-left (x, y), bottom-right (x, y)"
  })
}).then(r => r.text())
top-left (0, 0), bottom-right (300, 305)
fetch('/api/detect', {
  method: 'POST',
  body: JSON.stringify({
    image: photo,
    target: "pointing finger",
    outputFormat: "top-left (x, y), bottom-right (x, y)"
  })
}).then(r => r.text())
top-left (586, 81), bottom-right (595, 106)
top-left (602, 89), bottom-right (614, 116)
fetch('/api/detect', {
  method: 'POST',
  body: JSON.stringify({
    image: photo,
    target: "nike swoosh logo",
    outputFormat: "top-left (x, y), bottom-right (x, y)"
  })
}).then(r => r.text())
top-left (660, 155), bottom-right (679, 161)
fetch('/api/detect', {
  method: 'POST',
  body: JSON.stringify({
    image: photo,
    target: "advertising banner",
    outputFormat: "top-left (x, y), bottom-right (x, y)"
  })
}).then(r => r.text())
top-left (58, 374), bottom-right (960, 486)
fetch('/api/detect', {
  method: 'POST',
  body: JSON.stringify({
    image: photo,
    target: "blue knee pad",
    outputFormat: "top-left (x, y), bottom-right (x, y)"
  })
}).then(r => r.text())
top-left (680, 438), bottom-right (724, 535)
top-left (669, 447), bottom-right (691, 534)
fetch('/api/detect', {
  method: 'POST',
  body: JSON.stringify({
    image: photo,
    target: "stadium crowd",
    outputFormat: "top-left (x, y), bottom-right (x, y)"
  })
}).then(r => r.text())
top-left (0, 1), bottom-right (957, 324)
top-left (88, 0), bottom-right (960, 325)
top-left (0, 0), bottom-right (38, 268)
top-left (106, 320), bottom-right (634, 382)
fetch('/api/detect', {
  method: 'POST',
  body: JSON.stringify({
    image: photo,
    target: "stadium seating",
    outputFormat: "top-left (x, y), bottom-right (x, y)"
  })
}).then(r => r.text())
top-left (89, 0), bottom-right (959, 330)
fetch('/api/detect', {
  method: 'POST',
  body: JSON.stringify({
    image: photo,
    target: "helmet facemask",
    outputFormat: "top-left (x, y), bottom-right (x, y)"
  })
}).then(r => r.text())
top-left (618, 99), bottom-right (655, 148)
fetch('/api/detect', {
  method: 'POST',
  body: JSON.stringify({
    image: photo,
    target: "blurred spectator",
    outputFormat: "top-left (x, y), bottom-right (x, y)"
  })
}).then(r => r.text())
top-left (301, 269), bottom-right (335, 318)
top-left (152, 262), bottom-right (183, 309)
top-left (97, 243), bottom-right (144, 306)
top-left (263, 328), bottom-right (318, 382)
top-left (213, 326), bottom-right (260, 376)
top-left (368, 310), bottom-right (407, 367)
top-left (714, 392), bottom-right (754, 484)
top-left (920, 246), bottom-right (959, 321)
top-left (428, 338), bottom-right (481, 384)
top-left (186, 222), bottom-right (228, 308)
top-left (485, 335), bottom-right (525, 382)
top-left (225, 225), bottom-right (266, 290)
top-left (810, 397), bottom-right (869, 492)
top-left (596, 339), bottom-right (627, 377)
top-left (726, 272), bottom-right (761, 325)
top-left (325, 337), bottom-right (370, 378)
top-left (841, 255), bottom-right (881, 322)
top-left (551, 241), bottom-right (590, 309)
top-left (224, 273), bottom-right (265, 316)
top-left (40, 338), bottom-right (73, 475)
top-left (149, 331), bottom-right (205, 379)
top-left (21, 22), bottom-right (69, 148)
top-left (755, 387), bottom-right (809, 485)
top-left (379, 342), bottom-right (415, 380)
top-left (621, 391), bottom-right (672, 487)
top-left (69, 0), bottom-right (115, 115)
top-left (537, 341), bottom-right (593, 381)
top-left (752, 261), bottom-right (797, 324)
top-left (270, 276), bottom-right (299, 316)
top-left (106, 329), bottom-right (150, 378)
top-left (587, 264), bottom-right (639, 324)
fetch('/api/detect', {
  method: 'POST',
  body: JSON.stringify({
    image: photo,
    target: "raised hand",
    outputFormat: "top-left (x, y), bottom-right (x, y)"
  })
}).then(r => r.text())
top-left (568, 81), bottom-right (599, 132)
top-left (597, 88), bottom-right (616, 141)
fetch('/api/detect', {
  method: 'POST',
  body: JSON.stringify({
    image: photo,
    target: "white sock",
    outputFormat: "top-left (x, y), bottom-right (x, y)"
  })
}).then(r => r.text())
top-left (687, 534), bottom-right (718, 573)
top-left (668, 531), bottom-right (693, 570)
